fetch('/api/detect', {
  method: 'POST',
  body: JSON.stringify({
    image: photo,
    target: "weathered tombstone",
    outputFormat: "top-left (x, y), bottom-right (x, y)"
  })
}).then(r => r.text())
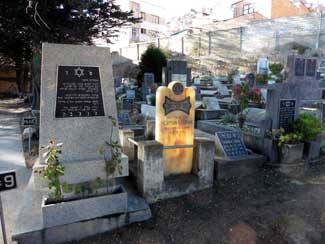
top-left (39, 43), bottom-right (128, 184)
top-left (142, 72), bottom-right (155, 99)
top-left (165, 60), bottom-right (190, 86)
top-left (215, 131), bottom-right (248, 158)
top-left (156, 81), bottom-right (195, 175)
top-left (118, 112), bottom-right (130, 125)
top-left (114, 76), bottom-right (122, 88)
top-left (257, 57), bottom-right (269, 75)
top-left (246, 73), bottom-right (256, 88)
top-left (213, 79), bottom-right (230, 96)
top-left (287, 55), bottom-right (321, 102)
top-left (126, 89), bottom-right (135, 99)
top-left (266, 83), bottom-right (300, 130)
top-left (202, 97), bottom-right (221, 110)
top-left (122, 98), bottom-right (135, 110)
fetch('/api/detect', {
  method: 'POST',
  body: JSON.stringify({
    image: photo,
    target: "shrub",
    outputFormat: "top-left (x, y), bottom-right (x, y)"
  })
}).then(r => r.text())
top-left (292, 114), bottom-right (322, 142)
top-left (138, 44), bottom-right (168, 84)
top-left (269, 63), bottom-right (283, 76)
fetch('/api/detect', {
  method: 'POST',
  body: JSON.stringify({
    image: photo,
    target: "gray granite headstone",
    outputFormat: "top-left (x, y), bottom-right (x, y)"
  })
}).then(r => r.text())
top-left (40, 43), bottom-right (128, 184)
top-left (202, 97), bottom-right (220, 110)
top-left (266, 83), bottom-right (300, 130)
top-left (287, 55), bottom-right (321, 102)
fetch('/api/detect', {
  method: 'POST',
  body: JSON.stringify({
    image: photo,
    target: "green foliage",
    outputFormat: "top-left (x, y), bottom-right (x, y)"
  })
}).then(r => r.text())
top-left (99, 116), bottom-right (123, 192)
top-left (220, 114), bottom-right (237, 124)
top-left (292, 43), bottom-right (309, 55)
top-left (269, 63), bottom-right (284, 76)
top-left (292, 114), bottom-right (322, 142)
top-left (278, 133), bottom-right (302, 147)
top-left (139, 44), bottom-right (168, 84)
top-left (42, 141), bottom-right (64, 200)
top-left (256, 74), bottom-right (268, 85)
top-left (62, 182), bottom-right (73, 194)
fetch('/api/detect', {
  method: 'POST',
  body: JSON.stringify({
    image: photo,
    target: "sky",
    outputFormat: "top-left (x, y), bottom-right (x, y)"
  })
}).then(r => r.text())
top-left (145, 0), bottom-right (325, 20)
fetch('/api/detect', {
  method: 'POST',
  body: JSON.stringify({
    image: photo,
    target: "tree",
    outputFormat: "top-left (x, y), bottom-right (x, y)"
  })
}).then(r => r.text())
top-left (139, 45), bottom-right (168, 84)
top-left (0, 0), bottom-right (140, 104)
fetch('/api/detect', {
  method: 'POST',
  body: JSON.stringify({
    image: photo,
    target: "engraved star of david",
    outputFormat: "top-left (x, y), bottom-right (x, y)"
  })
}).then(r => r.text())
top-left (74, 67), bottom-right (84, 78)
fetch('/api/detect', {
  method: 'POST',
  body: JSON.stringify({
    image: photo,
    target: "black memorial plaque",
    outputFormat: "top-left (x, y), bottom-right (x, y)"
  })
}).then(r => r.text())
top-left (55, 66), bottom-right (105, 118)
top-left (306, 59), bottom-right (317, 77)
top-left (216, 131), bottom-right (248, 158)
top-left (279, 99), bottom-right (296, 130)
top-left (0, 170), bottom-right (17, 192)
top-left (295, 58), bottom-right (305, 77)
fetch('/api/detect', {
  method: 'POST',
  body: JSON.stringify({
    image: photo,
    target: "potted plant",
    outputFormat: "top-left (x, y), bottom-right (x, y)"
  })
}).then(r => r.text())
top-left (278, 132), bottom-right (304, 164)
top-left (293, 114), bottom-right (322, 159)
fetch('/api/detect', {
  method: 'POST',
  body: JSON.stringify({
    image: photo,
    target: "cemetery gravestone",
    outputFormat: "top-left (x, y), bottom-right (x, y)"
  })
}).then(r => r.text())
top-left (165, 60), bottom-right (189, 86)
top-left (257, 57), bottom-right (269, 75)
top-left (215, 131), bottom-right (248, 158)
top-left (287, 55), bottom-right (321, 101)
top-left (126, 89), bottom-right (135, 99)
top-left (202, 97), bottom-right (221, 110)
top-left (156, 81), bottom-right (195, 175)
top-left (122, 98), bottom-right (135, 110)
top-left (266, 83), bottom-right (300, 130)
top-left (246, 73), bottom-right (256, 88)
top-left (142, 73), bottom-right (155, 99)
top-left (40, 43), bottom-right (127, 184)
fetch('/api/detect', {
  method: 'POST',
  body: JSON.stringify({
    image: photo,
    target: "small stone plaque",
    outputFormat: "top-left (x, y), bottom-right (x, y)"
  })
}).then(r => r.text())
top-left (279, 99), bottom-right (296, 130)
top-left (55, 66), bottom-right (105, 118)
top-left (295, 58), bottom-right (305, 77)
top-left (122, 98), bottom-right (134, 110)
top-left (216, 131), bottom-right (248, 158)
top-left (306, 59), bottom-right (317, 77)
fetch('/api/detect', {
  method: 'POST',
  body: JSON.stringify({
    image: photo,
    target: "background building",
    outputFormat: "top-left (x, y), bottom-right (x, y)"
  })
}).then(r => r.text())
top-left (96, 0), bottom-right (167, 51)
top-left (231, 0), bottom-right (313, 20)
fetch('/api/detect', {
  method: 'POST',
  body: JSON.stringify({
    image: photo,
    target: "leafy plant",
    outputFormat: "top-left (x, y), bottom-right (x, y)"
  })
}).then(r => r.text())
top-left (220, 113), bottom-right (237, 124)
top-left (234, 83), bottom-right (262, 111)
top-left (256, 74), bottom-right (268, 85)
top-left (266, 128), bottom-right (285, 140)
top-left (99, 116), bottom-right (123, 192)
top-left (42, 140), bottom-right (64, 200)
top-left (269, 63), bottom-right (284, 76)
top-left (278, 133), bottom-right (302, 147)
top-left (292, 114), bottom-right (322, 142)
top-left (62, 182), bottom-right (73, 194)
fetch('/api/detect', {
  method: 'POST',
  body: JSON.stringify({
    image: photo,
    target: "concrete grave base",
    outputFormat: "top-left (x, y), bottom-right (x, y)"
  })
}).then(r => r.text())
top-left (42, 185), bottom-right (128, 228)
top-left (195, 109), bottom-right (227, 120)
top-left (215, 154), bottom-right (267, 181)
top-left (121, 134), bottom-right (215, 203)
top-left (12, 176), bottom-right (151, 244)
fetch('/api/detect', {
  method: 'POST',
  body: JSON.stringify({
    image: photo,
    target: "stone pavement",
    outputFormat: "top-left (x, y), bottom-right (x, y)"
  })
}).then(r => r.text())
top-left (0, 99), bottom-right (31, 244)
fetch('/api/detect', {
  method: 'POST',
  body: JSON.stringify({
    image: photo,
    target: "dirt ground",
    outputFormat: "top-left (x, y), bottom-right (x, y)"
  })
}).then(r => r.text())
top-left (68, 165), bottom-right (325, 244)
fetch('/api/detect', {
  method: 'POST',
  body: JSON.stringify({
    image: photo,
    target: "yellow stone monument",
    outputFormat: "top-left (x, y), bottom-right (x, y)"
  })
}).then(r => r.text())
top-left (155, 81), bottom-right (195, 175)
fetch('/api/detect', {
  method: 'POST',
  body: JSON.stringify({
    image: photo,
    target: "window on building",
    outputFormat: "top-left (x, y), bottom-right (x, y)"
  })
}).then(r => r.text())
top-left (141, 28), bottom-right (147, 34)
top-left (243, 4), bottom-right (254, 15)
top-left (140, 12), bottom-right (146, 20)
top-left (132, 27), bottom-right (139, 40)
top-left (130, 1), bottom-right (140, 17)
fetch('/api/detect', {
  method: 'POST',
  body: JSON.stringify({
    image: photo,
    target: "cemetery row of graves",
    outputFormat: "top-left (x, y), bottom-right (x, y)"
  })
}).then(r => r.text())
top-left (11, 43), bottom-right (325, 244)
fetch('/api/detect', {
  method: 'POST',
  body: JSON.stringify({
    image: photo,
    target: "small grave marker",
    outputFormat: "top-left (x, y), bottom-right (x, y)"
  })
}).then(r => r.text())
top-left (22, 117), bottom-right (36, 155)
top-left (0, 170), bottom-right (17, 244)
top-left (215, 131), bottom-right (248, 158)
